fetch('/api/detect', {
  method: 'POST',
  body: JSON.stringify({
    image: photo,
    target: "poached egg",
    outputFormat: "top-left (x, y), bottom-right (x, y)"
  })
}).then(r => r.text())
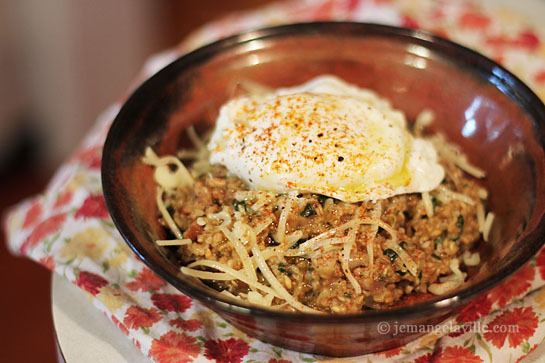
top-left (208, 75), bottom-right (444, 202)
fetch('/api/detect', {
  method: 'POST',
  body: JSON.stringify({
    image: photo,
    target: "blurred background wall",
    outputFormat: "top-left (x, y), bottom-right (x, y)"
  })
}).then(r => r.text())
top-left (0, 2), bottom-right (276, 362)
top-left (0, 0), bottom-right (273, 173)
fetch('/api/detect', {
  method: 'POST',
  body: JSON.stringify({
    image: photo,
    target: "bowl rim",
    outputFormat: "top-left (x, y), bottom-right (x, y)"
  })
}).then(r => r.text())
top-left (102, 21), bottom-right (545, 322)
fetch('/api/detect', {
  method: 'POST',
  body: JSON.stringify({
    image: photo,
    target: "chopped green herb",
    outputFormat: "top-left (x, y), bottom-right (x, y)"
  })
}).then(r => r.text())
top-left (300, 203), bottom-right (316, 217)
top-left (383, 248), bottom-right (398, 263)
top-left (278, 267), bottom-right (292, 276)
top-left (289, 238), bottom-right (308, 249)
top-left (432, 196), bottom-right (442, 208)
top-left (317, 194), bottom-right (328, 206)
top-left (395, 270), bottom-right (407, 276)
top-left (431, 253), bottom-right (441, 259)
top-left (166, 205), bottom-right (175, 216)
top-left (399, 241), bottom-right (409, 248)
top-left (434, 231), bottom-right (446, 248)
top-left (418, 270), bottom-right (423, 280)
top-left (441, 178), bottom-right (448, 184)
top-left (378, 274), bottom-right (385, 281)
top-left (232, 200), bottom-right (248, 213)
top-left (273, 205), bottom-right (279, 212)
top-left (456, 215), bottom-right (464, 230)
top-left (343, 292), bottom-right (353, 298)
top-left (272, 346), bottom-right (283, 358)
top-left (453, 215), bottom-right (465, 241)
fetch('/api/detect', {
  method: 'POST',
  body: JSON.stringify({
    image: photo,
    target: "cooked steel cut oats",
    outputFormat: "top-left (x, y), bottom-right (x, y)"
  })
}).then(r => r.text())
top-left (143, 76), bottom-right (494, 313)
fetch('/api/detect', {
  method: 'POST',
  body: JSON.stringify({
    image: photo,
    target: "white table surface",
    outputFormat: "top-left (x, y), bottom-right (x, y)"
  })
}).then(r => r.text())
top-left (52, 274), bottom-right (148, 363)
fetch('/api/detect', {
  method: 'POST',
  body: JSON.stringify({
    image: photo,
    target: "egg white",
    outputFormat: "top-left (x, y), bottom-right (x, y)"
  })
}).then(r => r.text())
top-left (208, 75), bottom-right (444, 202)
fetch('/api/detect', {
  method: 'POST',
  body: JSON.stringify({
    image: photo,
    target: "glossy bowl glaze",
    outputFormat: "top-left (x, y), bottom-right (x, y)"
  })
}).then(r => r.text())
top-left (102, 22), bottom-right (545, 356)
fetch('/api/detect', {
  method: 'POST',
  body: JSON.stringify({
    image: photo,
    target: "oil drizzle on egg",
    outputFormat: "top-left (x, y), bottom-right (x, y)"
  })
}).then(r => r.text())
top-left (208, 75), bottom-right (444, 202)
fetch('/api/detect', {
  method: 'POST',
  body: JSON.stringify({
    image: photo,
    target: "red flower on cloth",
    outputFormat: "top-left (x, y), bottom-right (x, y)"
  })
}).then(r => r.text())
top-left (40, 256), bottom-right (56, 271)
top-left (535, 70), bottom-right (545, 85)
top-left (486, 30), bottom-right (541, 51)
top-left (536, 247), bottom-right (545, 279)
top-left (74, 194), bottom-right (109, 220)
top-left (126, 267), bottom-right (165, 292)
top-left (378, 345), bottom-right (403, 358)
top-left (112, 315), bottom-right (129, 336)
top-left (75, 145), bottom-right (102, 169)
top-left (204, 338), bottom-right (250, 363)
top-left (516, 343), bottom-right (539, 363)
top-left (449, 322), bottom-right (475, 338)
top-left (148, 331), bottom-right (201, 363)
top-left (309, 0), bottom-right (336, 21)
top-left (19, 213), bottom-right (67, 254)
top-left (458, 12), bottom-right (491, 29)
top-left (268, 359), bottom-right (292, 363)
top-left (76, 271), bottom-right (108, 295)
top-left (53, 190), bottom-right (73, 210)
top-left (123, 305), bottom-right (162, 330)
top-left (22, 199), bottom-right (42, 229)
top-left (169, 318), bottom-right (202, 332)
top-left (487, 264), bottom-right (534, 307)
top-left (412, 353), bottom-right (431, 363)
top-left (151, 293), bottom-right (192, 313)
top-left (431, 346), bottom-right (483, 363)
top-left (456, 294), bottom-right (492, 323)
top-left (133, 338), bottom-right (142, 350)
top-left (401, 15), bottom-right (419, 29)
top-left (483, 306), bottom-right (538, 349)
top-left (516, 31), bottom-right (540, 49)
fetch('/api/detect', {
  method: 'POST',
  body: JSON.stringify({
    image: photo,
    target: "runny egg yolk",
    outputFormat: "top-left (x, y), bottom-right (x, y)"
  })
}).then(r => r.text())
top-left (208, 75), bottom-right (444, 202)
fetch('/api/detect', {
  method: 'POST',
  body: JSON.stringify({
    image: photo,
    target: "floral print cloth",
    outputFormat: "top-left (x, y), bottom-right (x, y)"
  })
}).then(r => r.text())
top-left (5, 0), bottom-right (545, 362)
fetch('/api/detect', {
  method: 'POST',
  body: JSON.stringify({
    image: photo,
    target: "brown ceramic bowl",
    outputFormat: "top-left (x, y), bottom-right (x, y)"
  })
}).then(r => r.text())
top-left (102, 22), bottom-right (545, 356)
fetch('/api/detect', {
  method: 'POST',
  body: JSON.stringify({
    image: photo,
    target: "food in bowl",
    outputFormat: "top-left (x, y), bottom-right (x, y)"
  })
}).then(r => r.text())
top-left (143, 75), bottom-right (494, 314)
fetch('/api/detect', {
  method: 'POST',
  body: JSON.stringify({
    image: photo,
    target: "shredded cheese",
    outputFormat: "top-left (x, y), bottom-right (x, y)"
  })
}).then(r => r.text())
top-left (220, 222), bottom-right (257, 283)
top-left (422, 191), bottom-right (434, 217)
top-left (414, 109), bottom-right (434, 137)
top-left (341, 222), bottom-right (361, 295)
top-left (477, 202), bottom-right (486, 233)
top-left (186, 125), bottom-right (204, 149)
top-left (156, 239), bottom-right (192, 246)
top-left (429, 259), bottom-right (466, 295)
top-left (183, 260), bottom-right (280, 298)
top-left (207, 209), bottom-right (231, 227)
top-left (155, 187), bottom-right (183, 239)
top-left (143, 147), bottom-right (193, 189)
top-left (365, 204), bottom-right (382, 279)
top-left (483, 212), bottom-right (495, 242)
top-left (275, 192), bottom-right (295, 245)
top-left (463, 251), bottom-right (480, 266)
top-left (431, 135), bottom-right (486, 178)
top-left (436, 186), bottom-right (475, 206)
top-left (249, 239), bottom-right (321, 313)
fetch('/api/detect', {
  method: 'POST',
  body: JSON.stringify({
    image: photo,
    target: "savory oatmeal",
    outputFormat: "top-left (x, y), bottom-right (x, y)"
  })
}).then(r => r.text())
top-left (143, 76), bottom-right (493, 313)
